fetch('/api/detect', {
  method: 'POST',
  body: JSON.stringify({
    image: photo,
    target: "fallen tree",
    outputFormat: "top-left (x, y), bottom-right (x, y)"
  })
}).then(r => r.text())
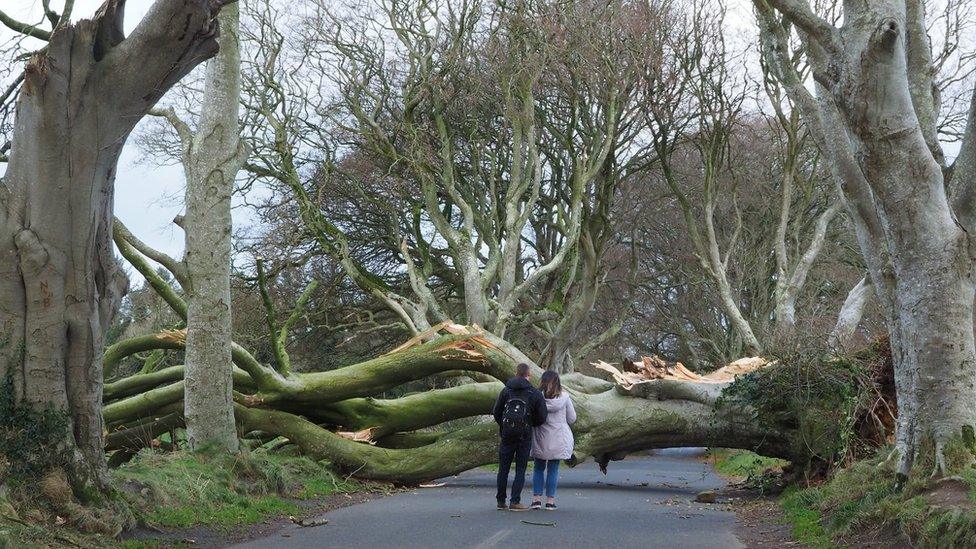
top-left (102, 229), bottom-right (891, 484)
top-left (104, 324), bottom-right (793, 483)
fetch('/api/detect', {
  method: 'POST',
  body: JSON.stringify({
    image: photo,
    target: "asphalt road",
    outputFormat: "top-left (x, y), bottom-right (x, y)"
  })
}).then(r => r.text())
top-left (232, 449), bottom-right (744, 549)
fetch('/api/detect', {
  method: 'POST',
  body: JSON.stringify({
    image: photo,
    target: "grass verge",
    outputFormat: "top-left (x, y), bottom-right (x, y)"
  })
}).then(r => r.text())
top-left (707, 449), bottom-right (788, 479)
top-left (1, 449), bottom-right (367, 548)
top-left (778, 444), bottom-right (976, 548)
top-left (117, 449), bottom-right (362, 529)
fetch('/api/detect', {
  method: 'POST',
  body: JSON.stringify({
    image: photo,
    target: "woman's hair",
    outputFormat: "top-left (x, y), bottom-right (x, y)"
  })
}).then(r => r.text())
top-left (539, 370), bottom-right (562, 399)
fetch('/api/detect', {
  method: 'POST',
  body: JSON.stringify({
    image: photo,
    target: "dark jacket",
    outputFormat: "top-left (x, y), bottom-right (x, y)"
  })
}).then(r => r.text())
top-left (493, 377), bottom-right (548, 429)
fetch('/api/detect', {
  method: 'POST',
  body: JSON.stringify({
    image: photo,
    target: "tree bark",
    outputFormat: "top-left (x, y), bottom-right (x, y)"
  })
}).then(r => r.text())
top-left (0, 0), bottom-right (224, 493)
top-left (755, 0), bottom-right (976, 475)
top-left (828, 277), bottom-right (873, 350)
top-left (772, 201), bottom-right (842, 339)
top-left (181, 2), bottom-right (246, 453)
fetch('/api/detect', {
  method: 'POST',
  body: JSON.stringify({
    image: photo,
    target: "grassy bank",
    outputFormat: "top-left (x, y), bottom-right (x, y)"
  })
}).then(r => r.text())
top-left (779, 446), bottom-right (976, 548)
top-left (117, 450), bottom-right (363, 528)
top-left (707, 449), bottom-right (788, 479)
top-left (710, 446), bottom-right (976, 547)
top-left (1, 450), bottom-right (368, 548)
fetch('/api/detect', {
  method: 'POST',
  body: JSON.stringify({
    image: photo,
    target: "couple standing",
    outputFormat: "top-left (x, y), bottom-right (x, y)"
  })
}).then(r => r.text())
top-left (492, 363), bottom-right (577, 511)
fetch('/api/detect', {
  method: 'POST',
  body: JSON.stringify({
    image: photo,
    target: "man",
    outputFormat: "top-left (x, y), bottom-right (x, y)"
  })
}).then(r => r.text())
top-left (492, 362), bottom-right (548, 511)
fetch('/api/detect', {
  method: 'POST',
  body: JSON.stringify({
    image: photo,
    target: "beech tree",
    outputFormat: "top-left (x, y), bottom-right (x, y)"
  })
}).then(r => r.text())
top-left (101, 233), bottom-right (882, 482)
top-left (0, 0), bottom-right (227, 492)
top-left (638, 1), bottom-right (850, 357)
top-left (100, 243), bottom-right (800, 481)
top-left (754, 0), bottom-right (976, 475)
top-left (128, 2), bottom-right (248, 453)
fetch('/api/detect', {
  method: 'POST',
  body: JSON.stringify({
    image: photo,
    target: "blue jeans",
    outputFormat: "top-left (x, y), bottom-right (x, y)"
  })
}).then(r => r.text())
top-left (532, 459), bottom-right (560, 498)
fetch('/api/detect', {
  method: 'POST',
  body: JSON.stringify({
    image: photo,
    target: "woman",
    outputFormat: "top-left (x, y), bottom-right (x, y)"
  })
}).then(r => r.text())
top-left (530, 370), bottom-right (576, 510)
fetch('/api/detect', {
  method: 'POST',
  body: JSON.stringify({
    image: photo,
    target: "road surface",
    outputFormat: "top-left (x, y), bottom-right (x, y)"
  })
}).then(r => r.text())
top-left (232, 449), bottom-right (743, 548)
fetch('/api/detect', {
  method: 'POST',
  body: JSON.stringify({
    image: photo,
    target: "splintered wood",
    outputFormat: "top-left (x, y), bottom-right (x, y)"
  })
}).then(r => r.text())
top-left (158, 328), bottom-right (187, 344)
top-left (592, 356), bottom-right (768, 389)
top-left (384, 321), bottom-right (500, 364)
top-left (384, 321), bottom-right (473, 354)
top-left (336, 427), bottom-right (376, 444)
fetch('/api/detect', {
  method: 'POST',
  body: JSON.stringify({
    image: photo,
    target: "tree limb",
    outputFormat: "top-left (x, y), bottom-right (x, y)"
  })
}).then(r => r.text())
top-left (114, 218), bottom-right (189, 287)
top-left (0, 9), bottom-right (52, 40)
top-left (113, 224), bottom-right (188, 319)
top-left (757, 0), bottom-right (838, 55)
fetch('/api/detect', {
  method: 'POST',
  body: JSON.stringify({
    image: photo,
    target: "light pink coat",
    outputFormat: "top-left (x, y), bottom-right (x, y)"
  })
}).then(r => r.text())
top-left (530, 393), bottom-right (577, 460)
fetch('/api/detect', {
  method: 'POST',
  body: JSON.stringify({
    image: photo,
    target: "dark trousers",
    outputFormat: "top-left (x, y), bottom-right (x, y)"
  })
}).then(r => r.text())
top-left (496, 436), bottom-right (532, 504)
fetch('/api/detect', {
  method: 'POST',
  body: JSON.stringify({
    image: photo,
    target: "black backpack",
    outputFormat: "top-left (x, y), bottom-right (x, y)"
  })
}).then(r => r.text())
top-left (500, 395), bottom-right (530, 441)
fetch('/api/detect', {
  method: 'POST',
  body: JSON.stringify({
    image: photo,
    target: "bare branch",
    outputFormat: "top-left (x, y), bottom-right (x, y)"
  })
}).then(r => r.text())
top-left (113, 218), bottom-right (189, 287)
top-left (256, 258), bottom-right (292, 375)
top-left (113, 224), bottom-right (188, 320)
top-left (0, 9), bottom-right (51, 41)
top-left (757, 0), bottom-right (838, 55)
top-left (148, 106), bottom-right (193, 151)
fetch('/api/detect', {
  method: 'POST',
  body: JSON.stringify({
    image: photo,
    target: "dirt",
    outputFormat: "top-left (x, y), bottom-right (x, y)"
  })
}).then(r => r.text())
top-left (836, 526), bottom-right (911, 548)
top-left (923, 477), bottom-right (974, 511)
top-left (120, 490), bottom-right (383, 548)
top-left (721, 485), bottom-right (801, 548)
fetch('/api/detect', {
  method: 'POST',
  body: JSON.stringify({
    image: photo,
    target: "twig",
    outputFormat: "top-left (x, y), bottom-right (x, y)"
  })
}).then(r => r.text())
top-left (520, 520), bottom-right (556, 527)
top-left (344, 462), bottom-right (367, 482)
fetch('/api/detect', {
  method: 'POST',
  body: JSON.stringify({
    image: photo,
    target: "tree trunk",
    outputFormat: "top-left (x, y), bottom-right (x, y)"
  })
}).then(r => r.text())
top-left (828, 277), bottom-right (873, 350)
top-left (832, 4), bottom-right (976, 474)
top-left (0, 0), bottom-right (223, 493)
top-left (773, 202), bottom-right (842, 341)
top-left (182, 3), bottom-right (246, 453)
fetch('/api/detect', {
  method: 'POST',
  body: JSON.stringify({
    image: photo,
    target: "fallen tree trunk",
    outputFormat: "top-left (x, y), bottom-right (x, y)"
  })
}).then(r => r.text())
top-left (102, 321), bottom-right (798, 483)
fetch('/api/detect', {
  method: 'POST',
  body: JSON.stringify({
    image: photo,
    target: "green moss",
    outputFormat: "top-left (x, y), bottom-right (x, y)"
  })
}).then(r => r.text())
top-left (962, 425), bottom-right (976, 454)
top-left (709, 449), bottom-right (787, 478)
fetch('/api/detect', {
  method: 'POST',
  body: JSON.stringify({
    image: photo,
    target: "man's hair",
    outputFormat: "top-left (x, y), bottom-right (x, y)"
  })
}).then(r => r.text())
top-left (516, 363), bottom-right (531, 378)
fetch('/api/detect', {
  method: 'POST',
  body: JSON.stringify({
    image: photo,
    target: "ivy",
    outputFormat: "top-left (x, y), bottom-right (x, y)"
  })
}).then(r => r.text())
top-left (0, 371), bottom-right (70, 484)
top-left (717, 346), bottom-right (884, 473)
